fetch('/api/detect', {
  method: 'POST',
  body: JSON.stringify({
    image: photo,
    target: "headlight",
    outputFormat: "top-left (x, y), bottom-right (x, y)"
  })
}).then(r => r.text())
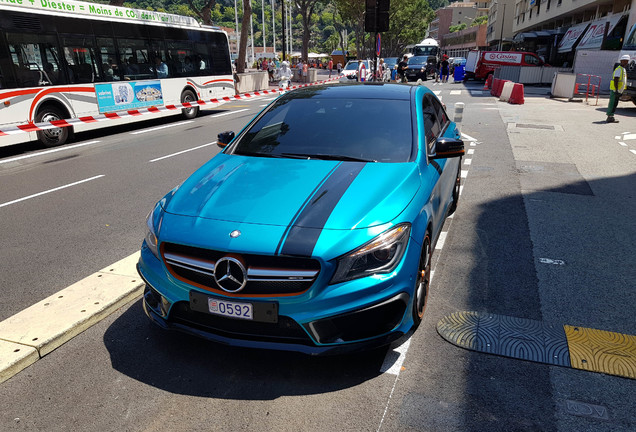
top-left (144, 204), bottom-right (161, 259)
top-left (330, 224), bottom-right (411, 285)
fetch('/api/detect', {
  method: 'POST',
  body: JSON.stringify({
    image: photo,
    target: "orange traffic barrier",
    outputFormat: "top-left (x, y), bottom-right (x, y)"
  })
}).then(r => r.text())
top-left (508, 83), bottom-right (525, 105)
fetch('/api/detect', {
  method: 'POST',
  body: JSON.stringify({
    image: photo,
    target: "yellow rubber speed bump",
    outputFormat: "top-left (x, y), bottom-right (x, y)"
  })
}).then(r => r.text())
top-left (437, 311), bottom-right (635, 379)
top-left (565, 325), bottom-right (635, 379)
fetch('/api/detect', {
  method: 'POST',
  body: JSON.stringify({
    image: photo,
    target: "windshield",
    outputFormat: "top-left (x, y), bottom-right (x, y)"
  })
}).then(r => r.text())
top-left (408, 56), bottom-right (427, 65)
top-left (232, 97), bottom-right (413, 163)
top-left (412, 46), bottom-right (438, 57)
top-left (384, 57), bottom-right (398, 66)
top-left (344, 61), bottom-right (366, 70)
top-left (625, 26), bottom-right (636, 49)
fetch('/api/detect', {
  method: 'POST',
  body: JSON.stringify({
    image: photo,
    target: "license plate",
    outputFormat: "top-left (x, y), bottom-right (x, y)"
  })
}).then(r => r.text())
top-left (208, 298), bottom-right (253, 320)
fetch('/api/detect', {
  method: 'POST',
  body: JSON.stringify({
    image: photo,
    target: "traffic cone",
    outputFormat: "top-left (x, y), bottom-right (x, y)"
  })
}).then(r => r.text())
top-left (508, 83), bottom-right (525, 105)
top-left (484, 74), bottom-right (493, 90)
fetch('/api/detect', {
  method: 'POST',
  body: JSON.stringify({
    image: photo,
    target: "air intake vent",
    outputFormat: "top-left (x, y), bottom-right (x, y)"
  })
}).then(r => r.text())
top-left (11, 13), bottom-right (43, 31)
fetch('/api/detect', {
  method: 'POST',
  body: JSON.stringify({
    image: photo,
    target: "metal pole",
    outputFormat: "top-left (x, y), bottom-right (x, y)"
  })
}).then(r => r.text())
top-left (272, 0), bottom-right (276, 56)
top-left (281, 0), bottom-right (286, 61)
top-left (498, 3), bottom-right (506, 51)
top-left (262, 0), bottom-right (266, 55)
top-left (288, 0), bottom-right (293, 55)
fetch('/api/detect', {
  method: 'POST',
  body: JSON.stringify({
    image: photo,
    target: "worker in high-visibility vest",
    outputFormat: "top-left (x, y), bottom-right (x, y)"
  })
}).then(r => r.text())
top-left (606, 54), bottom-right (631, 123)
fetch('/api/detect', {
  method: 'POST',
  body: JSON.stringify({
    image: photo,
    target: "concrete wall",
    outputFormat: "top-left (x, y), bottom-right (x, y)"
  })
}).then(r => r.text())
top-left (235, 71), bottom-right (269, 94)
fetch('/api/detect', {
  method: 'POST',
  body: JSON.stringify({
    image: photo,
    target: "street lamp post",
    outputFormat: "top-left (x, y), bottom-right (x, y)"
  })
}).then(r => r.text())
top-left (498, 3), bottom-right (506, 51)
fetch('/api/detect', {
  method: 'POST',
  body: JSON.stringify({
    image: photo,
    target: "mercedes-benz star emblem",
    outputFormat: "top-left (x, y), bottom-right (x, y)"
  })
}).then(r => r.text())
top-left (230, 230), bottom-right (241, 238)
top-left (213, 257), bottom-right (247, 292)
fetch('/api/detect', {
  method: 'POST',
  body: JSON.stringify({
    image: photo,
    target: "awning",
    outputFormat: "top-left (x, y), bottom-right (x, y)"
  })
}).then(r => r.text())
top-left (535, 31), bottom-right (552, 37)
top-left (577, 14), bottom-right (626, 50)
top-left (558, 22), bottom-right (589, 53)
top-left (513, 32), bottom-right (537, 42)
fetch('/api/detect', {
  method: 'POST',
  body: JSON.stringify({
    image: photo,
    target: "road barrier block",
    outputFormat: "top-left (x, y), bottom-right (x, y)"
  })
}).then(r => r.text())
top-left (509, 83), bottom-right (525, 105)
top-left (499, 81), bottom-right (515, 102)
top-left (490, 78), bottom-right (500, 96)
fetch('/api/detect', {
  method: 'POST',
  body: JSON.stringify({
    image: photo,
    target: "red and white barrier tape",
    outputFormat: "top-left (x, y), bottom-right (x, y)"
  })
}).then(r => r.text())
top-left (0, 76), bottom-right (340, 137)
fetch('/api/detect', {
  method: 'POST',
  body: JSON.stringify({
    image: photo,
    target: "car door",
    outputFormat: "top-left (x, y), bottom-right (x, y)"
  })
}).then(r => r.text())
top-left (421, 94), bottom-right (446, 237)
top-left (430, 95), bottom-right (459, 218)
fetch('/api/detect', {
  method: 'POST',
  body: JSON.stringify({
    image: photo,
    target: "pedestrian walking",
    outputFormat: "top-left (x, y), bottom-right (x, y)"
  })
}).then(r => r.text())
top-left (397, 55), bottom-right (409, 83)
top-left (302, 61), bottom-right (309, 83)
top-left (337, 62), bottom-right (342, 75)
top-left (328, 59), bottom-right (333, 78)
top-left (606, 54), bottom-right (631, 123)
top-left (440, 55), bottom-right (450, 83)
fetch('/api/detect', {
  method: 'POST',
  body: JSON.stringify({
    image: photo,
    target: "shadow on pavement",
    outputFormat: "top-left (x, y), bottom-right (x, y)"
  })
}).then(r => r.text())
top-left (104, 301), bottom-right (387, 399)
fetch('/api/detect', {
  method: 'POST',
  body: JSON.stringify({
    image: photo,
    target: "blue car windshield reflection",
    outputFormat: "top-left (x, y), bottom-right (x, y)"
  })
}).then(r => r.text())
top-left (231, 97), bottom-right (414, 163)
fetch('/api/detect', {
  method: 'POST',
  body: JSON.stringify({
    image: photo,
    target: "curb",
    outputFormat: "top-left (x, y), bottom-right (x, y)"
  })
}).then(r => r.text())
top-left (0, 252), bottom-right (143, 384)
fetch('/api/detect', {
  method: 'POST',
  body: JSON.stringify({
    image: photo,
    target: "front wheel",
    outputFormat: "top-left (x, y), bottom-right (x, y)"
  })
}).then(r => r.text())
top-left (412, 233), bottom-right (432, 328)
top-left (181, 90), bottom-right (199, 119)
top-left (35, 106), bottom-right (69, 147)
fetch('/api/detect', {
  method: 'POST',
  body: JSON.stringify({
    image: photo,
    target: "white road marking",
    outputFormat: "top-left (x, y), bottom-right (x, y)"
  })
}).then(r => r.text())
top-left (0, 141), bottom-right (101, 165)
top-left (470, 142), bottom-right (477, 146)
top-left (630, 150), bottom-right (636, 155)
top-left (471, 90), bottom-right (483, 94)
top-left (380, 338), bottom-right (412, 375)
top-left (0, 175), bottom-right (105, 209)
top-left (461, 132), bottom-right (478, 142)
top-left (539, 258), bottom-right (565, 265)
top-left (623, 133), bottom-right (636, 140)
top-left (450, 90), bottom-right (461, 95)
top-left (467, 149), bottom-right (475, 154)
top-left (435, 231), bottom-right (447, 250)
top-left (459, 185), bottom-right (464, 195)
top-left (619, 142), bottom-right (627, 147)
top-left (130, 120), bottom-right (194, 135)
top-left (615, 136), bottom-right (622, 140)
top-left (461, 170), bottom-right (468, 178)
top-left (434, 90), bottom-right (442, 96)
top-left (464, 159), bottom-right (472, 165)
top-left (150, 142), bottom-right (217, 163)
top-left (209, 108), bottom-right (250, 118)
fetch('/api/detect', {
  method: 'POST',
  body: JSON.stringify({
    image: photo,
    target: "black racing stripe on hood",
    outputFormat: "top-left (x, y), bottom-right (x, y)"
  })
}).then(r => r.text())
top-left (278, 161), bottom-right (366, 257)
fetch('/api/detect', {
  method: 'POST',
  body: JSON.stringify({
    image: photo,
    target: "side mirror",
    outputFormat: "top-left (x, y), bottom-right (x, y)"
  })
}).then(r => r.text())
top-left (430, 137), bottom-right (464, 160)
top-left (217, 131), bottom-right (235, 148)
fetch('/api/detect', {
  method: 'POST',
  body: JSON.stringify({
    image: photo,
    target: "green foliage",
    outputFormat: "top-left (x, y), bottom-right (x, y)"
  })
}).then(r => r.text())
top-left (472, 15), bottom-right (488, 27)
top-left (449, 23), bottom-right (467, 33)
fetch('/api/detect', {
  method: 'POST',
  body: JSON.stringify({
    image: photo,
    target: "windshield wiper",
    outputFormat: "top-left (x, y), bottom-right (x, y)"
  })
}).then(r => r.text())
top-left (234, 150), bottom-right (285, 158)
top-left (281, 153), bottom-right (376, 162)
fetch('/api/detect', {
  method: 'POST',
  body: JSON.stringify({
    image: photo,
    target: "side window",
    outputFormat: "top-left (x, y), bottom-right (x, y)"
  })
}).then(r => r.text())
top-left (524, 54), bottom-right (539, 65)
top-left (422, 95), bottom-right (441, 155)
top-left (117, 38), bottom-right (152, 81)
top-left (61, 35), bottom-right (101, 83)
top-left (96, 37), bottom-right (122, 82)
top-left (6, 32), bottom-right (64, 87)
top-left (431, 97), bottom-right (449, 131)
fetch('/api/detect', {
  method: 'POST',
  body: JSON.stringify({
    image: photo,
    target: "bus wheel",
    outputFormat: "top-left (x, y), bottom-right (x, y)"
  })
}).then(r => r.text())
top-left (181, 90), bottom-right (199, 119)
top-left (35, 106), bottom-right (69, 147)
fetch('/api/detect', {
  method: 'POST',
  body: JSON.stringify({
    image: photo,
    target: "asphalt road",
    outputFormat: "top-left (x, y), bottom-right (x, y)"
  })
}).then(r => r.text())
top-left (0, 79), bottom-right (634, 431)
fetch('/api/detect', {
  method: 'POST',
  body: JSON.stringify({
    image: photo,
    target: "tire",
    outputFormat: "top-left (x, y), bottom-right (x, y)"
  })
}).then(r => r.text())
top-left (35, 106), bottom-right (69, 147)
top-left (412, 233), bottom-right (432, 328)
top-left (181, 89), bottom-right (199, 119)
top-left (448, 162), bottom-right (461, 215)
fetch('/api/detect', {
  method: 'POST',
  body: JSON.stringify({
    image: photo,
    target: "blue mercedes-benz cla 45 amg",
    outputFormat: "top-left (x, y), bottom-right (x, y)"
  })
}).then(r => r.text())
top-left (137, 83), bottom-right (464, 354)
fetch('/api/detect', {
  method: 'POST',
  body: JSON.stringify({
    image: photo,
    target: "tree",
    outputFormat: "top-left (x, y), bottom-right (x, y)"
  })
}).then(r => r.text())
top-left (185, 0), bottom-right (217, 25)
top-left (294, 0), bottom-right (321, 62)
top-left (109, 0), bottom-right (125, 6)
top-left (237, 0), bottom-right (251, 73)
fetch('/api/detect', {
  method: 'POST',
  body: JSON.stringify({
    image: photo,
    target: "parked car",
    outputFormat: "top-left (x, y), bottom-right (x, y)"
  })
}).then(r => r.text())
top-left (404, 55), bottom-right (429, 81)
top-left (138, 83), bottom-right (464, 355)
top-left (383, 57), bottom-right (399, 81)
top-left (338, 60), bottom-right (373, 82)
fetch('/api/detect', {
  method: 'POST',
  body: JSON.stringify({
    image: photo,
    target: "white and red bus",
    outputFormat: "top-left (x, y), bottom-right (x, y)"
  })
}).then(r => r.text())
top-left (0, 0), bottom-right (235, 148)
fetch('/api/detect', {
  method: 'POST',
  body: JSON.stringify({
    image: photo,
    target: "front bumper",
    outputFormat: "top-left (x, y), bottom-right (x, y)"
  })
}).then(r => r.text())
top-left (137, 235), bottom-right (420, 355)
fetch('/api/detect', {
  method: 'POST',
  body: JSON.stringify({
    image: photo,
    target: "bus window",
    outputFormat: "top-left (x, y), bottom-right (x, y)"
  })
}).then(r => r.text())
top-left (117, 38), bottom-right (152, 80)
top-left (208, 33), bottom-right (232, 75)
top-left (193, 43), bottom-right (210, 75)
top-left (96, 37), bottom-right (122, 81)
top-left (5, 33), bottom-right (62, 87)
top-left (166, 40), bottom-right (195, 76)
top-left (61, 36), bottom-right (100, 83)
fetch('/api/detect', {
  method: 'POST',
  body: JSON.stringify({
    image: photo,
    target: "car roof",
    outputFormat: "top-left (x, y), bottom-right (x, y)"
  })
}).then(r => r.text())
top-left (285, 83), bottom-right (433, 100)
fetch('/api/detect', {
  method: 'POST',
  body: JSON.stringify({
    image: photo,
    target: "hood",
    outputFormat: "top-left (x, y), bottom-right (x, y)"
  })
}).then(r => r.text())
top-left (164, 153), bottom-right (419, 230)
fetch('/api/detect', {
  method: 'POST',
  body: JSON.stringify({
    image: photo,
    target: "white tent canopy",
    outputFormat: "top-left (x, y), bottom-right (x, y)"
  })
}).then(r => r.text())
top-left (307, 52), bottom-right (329, 58)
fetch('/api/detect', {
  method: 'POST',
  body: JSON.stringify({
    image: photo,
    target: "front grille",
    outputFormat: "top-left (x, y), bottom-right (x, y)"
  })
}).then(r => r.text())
top-left (169, 302), bottom-right (315, 345)
top-left (162, 242), bottom-right (321, 296)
